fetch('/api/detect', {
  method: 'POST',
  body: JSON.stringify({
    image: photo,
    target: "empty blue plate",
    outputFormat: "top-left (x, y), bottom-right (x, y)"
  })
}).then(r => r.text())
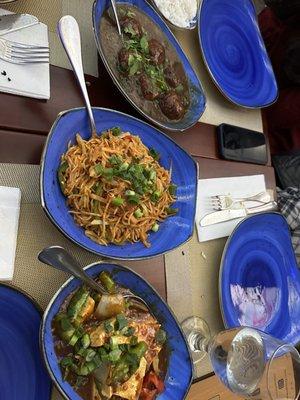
top-left (41, 262), bottom-right (193, 400)
top-left (41, 107), bottom-right (198, 260)
top-left (0, 284), bottom-right (52, 400)
top-left (220, 213), bottom-right (300, 345)
top-left (198, 0), bottom-right (278, 108)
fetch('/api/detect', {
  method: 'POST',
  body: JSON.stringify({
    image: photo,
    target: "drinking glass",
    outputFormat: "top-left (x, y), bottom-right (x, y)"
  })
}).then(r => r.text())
top-left (182, 316), bottom-right (300, 399)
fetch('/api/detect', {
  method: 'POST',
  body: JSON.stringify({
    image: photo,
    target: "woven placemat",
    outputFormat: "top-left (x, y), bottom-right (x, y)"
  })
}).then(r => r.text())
top-left (165, 232), bottom-right (226, 379)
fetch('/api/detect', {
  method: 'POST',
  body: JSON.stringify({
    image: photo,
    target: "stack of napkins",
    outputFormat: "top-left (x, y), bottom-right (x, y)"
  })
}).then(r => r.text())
top-left (0, 186), bottom-right (21, 280)
top-left (0, 9), bottom-right (50, 99)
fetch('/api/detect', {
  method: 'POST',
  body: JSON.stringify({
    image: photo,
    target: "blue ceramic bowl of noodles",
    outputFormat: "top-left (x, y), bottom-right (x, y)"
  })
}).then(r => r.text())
top-left (40, 107), bottom-right (198, 260)
top-left (41, 262), bottom-right (193, 399)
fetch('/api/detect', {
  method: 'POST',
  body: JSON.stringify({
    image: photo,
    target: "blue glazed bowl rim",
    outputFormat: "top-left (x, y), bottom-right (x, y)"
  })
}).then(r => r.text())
top-left (198, 0), bottom-right (278, 109)
top-left (40, 261), bottom-right (194, 400)
top-left (92, 0), bottom-right (206, 132)
top-left (218, 211), bottom-right (295, 328)
top-left (40, 106), bottom-right (199, 261)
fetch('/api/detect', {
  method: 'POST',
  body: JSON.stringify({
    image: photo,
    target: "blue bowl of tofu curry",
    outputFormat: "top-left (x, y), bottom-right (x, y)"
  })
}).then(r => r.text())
top-left (41, 262), bottom-right (193, 400)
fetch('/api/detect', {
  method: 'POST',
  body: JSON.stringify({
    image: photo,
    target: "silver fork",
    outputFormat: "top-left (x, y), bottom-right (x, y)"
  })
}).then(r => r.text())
top-left (0, 37), bottom-right (49, 64)
top-left (211, 191), bottom-right (272, 211)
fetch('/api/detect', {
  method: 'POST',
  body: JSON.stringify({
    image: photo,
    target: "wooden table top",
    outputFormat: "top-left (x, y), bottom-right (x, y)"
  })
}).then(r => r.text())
top-left (0, 65), bottom-right (276, 399)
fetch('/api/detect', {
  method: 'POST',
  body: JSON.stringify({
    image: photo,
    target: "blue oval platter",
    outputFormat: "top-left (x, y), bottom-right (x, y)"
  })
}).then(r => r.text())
top-left (0, 284), bottom-right (51, 400)
top-left (40, 107), bottom-right (198, 260)
top-left (93, 0), bottom-right (206, 131)
top-left (220, 213), bottom-right (300, 345)
top-left (41, 262), bottom-right (193, 400)
top-left (198, 0), bottom-right (278, 108)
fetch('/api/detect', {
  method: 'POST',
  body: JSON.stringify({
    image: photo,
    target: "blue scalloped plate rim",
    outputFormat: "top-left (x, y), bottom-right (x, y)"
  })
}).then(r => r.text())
top-left (219, 212), bottom-right (300, 345)
top-left (40, 107), bottom-right (198, 260)
top-left (41, 262), bottom-right (193, 400)
top-left (92, 0), bottom-right (206, 131)
top-left (0, 283), bottom-right (52, 400)
top-left (198, 0), bottom-right (278, 108)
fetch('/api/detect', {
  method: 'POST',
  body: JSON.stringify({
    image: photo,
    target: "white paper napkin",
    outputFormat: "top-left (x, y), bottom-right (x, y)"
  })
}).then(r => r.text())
top-left (196, 175), bottom-right (266, 242)
top-left (0, 186), bottom-right (21, 281)
top-left (0, 9), bottom-right (50, 99)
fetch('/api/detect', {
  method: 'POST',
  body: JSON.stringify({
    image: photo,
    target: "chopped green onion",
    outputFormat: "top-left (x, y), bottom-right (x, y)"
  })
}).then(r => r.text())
top-left (58, 161), bottom-right (68, 192)
top-left (102, 168), bottom-right (114, 179)
top-left (69, 332), bottom-right (80, 347)
top-left (155, 328), bottom-right (167, 344)
top-left (127, 194), bottom-right (140, 205)
top-left (86, 361), bottom-right (98, 373)
top-left (130, 335), bottom-right (138, 345)
top-left (112, 197), bottom-right (124, 207)
top-left (85, 348), bottom-right (96, 362)
top-left (134, 209), bottom-right (143, 218)
top-left (152, 223), bottom-right (159, 232)
top-left (124, 327), bottom-right (135, 337)
top-left (151, 190), bottom-right (161, 203)
top-left (165, 207), bottom-right (179, 216)
top-left (108, 348), bottom-right (122, 363)
top-left (129, 341), bottom-right (148, 359)
top-left (81, 334), bottom-right (90, 349)
top-left (149, 169), bottom-right (156, 181)
top-left (104, 321), bottom-right (114, 333)
top-left (77, 347), bottom-right (87, 357)
top-left (109, 154), bottom-right (122, 165)
top-left (168, 184), bottom-right (177, 196)
top-left (115, 314), bottom-right (128, 331)
top-left (77, 365), bottom-right (89, 376)
top-left (111, 127), bottom-right (122, 136)
top-left (94, 164), bottom-right (103, 176)
top-left (99, 271), bottom-right (116, 294)
top-left (125, 190), bottom-right (135, 197)
top-left (60, 317), bottom-right (73, 332)
top-left (60, 356), bottom-right (74, 368)
top-left (119, 162), bottom-right (129, 171)
top-left (149, 148), bottom-right (160, 161)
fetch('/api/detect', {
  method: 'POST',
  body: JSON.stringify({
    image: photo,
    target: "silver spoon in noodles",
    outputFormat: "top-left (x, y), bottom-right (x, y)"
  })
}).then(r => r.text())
top-left (38, 246), bottom-right (150, 314)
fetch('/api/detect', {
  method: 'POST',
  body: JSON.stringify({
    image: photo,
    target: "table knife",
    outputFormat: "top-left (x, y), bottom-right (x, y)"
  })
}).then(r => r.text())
top-left (200, 201), bottom-right (277, 226)
top-left (0, 14), bottom-right (39, 36)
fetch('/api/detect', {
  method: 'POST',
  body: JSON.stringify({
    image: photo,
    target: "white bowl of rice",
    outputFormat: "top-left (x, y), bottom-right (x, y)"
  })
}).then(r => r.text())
top-left (150, 0), bottom-right (200, 30)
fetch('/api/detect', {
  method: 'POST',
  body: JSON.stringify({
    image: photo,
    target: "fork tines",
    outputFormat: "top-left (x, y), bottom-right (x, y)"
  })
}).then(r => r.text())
top-left (0, 38), bottom-right (50, 65)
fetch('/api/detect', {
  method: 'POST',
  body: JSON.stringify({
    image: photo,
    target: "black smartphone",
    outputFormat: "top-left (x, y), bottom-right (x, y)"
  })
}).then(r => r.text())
top-left (217, 123), bottom-right (268, 165)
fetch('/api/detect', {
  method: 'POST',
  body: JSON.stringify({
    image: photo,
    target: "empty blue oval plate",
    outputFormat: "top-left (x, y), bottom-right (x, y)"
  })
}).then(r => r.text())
top-left (41, 262), bottom-right (193, 400)
top-left (198, 0), bottom-right (278, 108)
top-left (41, 107), bottom-right (198, 260)
top-left (93, 0), bottom-right (206, 131)
top-left (220, 213), bottom-right (300, 345)
top-left (0, 284), bottom-right (51, 400)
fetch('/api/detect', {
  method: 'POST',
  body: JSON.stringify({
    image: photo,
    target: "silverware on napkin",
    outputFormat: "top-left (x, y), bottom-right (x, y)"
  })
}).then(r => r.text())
top-left (0, 14), bottom-right (39, 36)
top-left (200, 201), bottom-right (278, 227)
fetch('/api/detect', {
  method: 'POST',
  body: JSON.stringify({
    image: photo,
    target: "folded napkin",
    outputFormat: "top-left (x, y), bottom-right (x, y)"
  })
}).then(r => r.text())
top-left (0, 186), bottom-right (21, 281)
top-left (196, 175), bottom-right (267, 242)
top-left (0, 9), bottom-right (50, 99)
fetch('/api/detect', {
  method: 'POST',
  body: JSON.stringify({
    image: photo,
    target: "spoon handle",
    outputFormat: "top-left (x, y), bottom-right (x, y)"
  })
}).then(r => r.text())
top-left (57, 16), bottom-right (97, 136)
top-left (110, 0), bottom-right (122, 36)
top-left (38, 246), bottom-right (106, 294)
